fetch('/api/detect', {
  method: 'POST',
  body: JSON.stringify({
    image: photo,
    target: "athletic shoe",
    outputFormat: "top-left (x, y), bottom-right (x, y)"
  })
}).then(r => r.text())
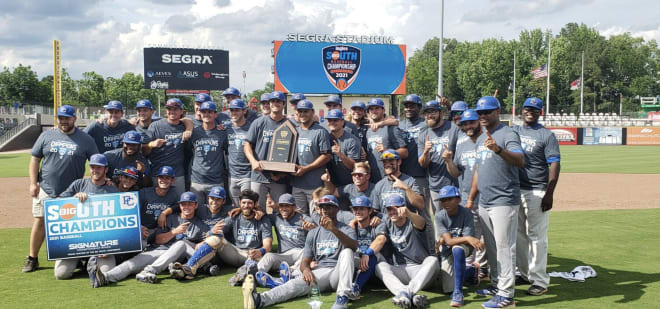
top-left (231, 260), bottom-right (256, 286)
top-left (450, 290), bottom-right (464, 307)
top-left (136, 270), bottom-right (157, 283)
top-left (526, 285), bottom-right (548, 296)
top-left (279, 261), bottom-right (291, 283)
top-left (476, 285), bottom-right (498, 297)
top-left (181, 264), bottom-right (194, 280)
top-left (22, 256), bottom-right (39, 273)
top-left (87, 256), bottom-right (108, 288)
top-left (515, 276), bottom-right (530, 285)
top-left (412, 294), bottom-right (428, 308)
top-left (255, 271), bottom-right (283, 289)
top-left (481, 295), bottom-right (515, 308)
top-left (169, 263), bottom-right (185, 280)
top-left (242, 274), bottom-right (262, 309)
top-left (392, 291), bottom-right (412, 309)
top-left (331, 295), bottom-right (349, 309)
top-left (346, 282), bottom-right (361, 300)
top-left (465, 262), bottom-right (481, 287)
top-left (246, 259), bottom-right (258, 276)
top-left (208, 264), bottom-right (221, 276)
top-left (479, 267), bottom-right (489, 280)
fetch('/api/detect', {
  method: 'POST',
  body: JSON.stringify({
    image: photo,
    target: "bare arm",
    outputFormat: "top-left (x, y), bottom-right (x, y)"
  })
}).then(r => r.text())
top-left (29, 156), bottom-right (41, 197)
top-left (369, 234), bottom-right (387, 253)
top-left (395, 147), bottom-right (408, 160)
top-left (466, 168), bottom-right (479, 209)
top-left (404, 207), bottom-right (426, 230)
top-left (542, 162), bottom-right (561, 211)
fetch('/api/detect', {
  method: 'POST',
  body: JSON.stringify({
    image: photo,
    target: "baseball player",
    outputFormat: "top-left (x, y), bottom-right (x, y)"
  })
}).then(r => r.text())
top-left (512, 97), bottom-right (561, 296)
top-left (321, 95), bottom-right (360, 136)
top-left (24, 105), bottom-right (98, 273)
top-left (292, 100), bottom-right (332, 213)
top-left (244, 91), bottom-right (290, 209)
top-left (103, 130), bottom-right (151, 188)
top-left (286, 93), bottom-right (305, 126)
top-left (188, 101), bottom-right (229, 203)
top-left (449, 101), bottom-right (468, 125)
top-left (434, 185), bottom-right (483, 307)
top-left (55, 154), bottom-right (119, 280)
top-left (374, 194), bottom-right (438, 309)
top-left (365, 98), bottom-right (407, 182)
top-left (115, 166), bottom-right (140, 192)
top-left (242, 194), bottom-right (357, 309)
top-left (84, 100), bottom-right (135, 153)
top-left (259, 93), bottom-right (272, 117)
top-left (347, 100), bottom-right (369, 151)
top-left (221, 87), bottom-right (259, 125)
top-left (322, 161), bottom-right (376, 211)
top-left (191, 93), bottom-right (212, 127)
top-left (226, 99), bottom-right (254, 208)
top-left (133, 99), bottom-right (158, 140)
top-left (324, 109), bottom-right (362, 188)
top-left (467, 96), bottom-right (524, 308)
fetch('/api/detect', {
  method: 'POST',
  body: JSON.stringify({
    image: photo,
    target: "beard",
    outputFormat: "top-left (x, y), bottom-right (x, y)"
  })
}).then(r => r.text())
top-left (425, 118), bottom-right (438, 128)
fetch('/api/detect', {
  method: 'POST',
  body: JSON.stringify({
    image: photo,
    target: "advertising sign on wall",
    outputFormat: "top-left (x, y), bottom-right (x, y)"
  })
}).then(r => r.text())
top-left (143, 48), bottom-right (229, 90)
top-left (549, 127), bottom-right (578, 145)
top-left (627, 127), bottom-right (660, 145)
top-left (582, 127), bottom-right (623, 145)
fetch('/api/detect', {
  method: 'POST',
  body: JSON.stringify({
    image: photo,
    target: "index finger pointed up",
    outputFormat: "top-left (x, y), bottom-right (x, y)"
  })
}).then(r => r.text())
top-left (425, 135), bottom-right (429, 142)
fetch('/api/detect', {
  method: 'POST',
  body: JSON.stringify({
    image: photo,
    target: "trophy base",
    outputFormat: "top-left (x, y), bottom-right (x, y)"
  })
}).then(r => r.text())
top-left (260, 161), bottom-right (297, 173)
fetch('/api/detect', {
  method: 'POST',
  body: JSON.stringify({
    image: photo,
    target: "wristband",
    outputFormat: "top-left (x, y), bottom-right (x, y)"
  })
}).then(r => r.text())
top-left (364, 248), bottom-right (375, 257)
top-left (494, 146), bottom-right (502, 155)
top-left (259, 248), bottom-right (266, 255)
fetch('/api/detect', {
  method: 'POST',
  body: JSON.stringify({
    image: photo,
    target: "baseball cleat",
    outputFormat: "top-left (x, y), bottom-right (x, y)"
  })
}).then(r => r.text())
top-left (481, 295), bottom-right (515, 308)
top-left (346, 282), bottom-right (361, 300)
top-left (22, 256), bottom-right (39, 273)
top-left (515, 276), bottom-right (530, 286)
top-left (87, 256), bottom-right (108, 288)
top-left (230, 265), bottom-right (249, 286)
top-left (526, 285), bottom-right (548, 296)
top-left (412, 294), bottom-right (428, 308)
top-left (246, 259), bottom-right (258, 276)
top-left (450, 290), bottom-right (464, 307)
top-left (169, 263), bottom-right (185, 280)
top-left (465, 262), bottom-right (481, 287)
top-left (255, 271), bottom-right (283, 289)
top-left (331, 295), bottom-right (349, 309)
top-left (279, 261), bottom-right (291, 283)
top-left (476, 285), bottom-right (498, 297)
top-left (242, 274), bottom-right (262, 309)
top-left (392, 291), bottom-right (412, 309)
top-left (136, 270), bottom-right (157, 284)
top-left (479, 267), bottom-right (489, 280)
top-left (207, 264), bottom-right (221, 276)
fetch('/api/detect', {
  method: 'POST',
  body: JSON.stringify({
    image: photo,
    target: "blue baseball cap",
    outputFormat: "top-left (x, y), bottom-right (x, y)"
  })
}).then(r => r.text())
top-left (270, 91), bottom-right (286, 102)
top-left (403, 94), bottom-right (422, 105)
top-left (89, 154), bottom-right (108, 167)
top-left (438, 185), bottom-right (461, 199)
top-left (318, 195), bottom-right (339, 207)
top-left (166, 98), bottom-right (183, 109)
top-left (475, 96), bottom-right (500, 111)
top-left (367, 98), bottom-right (385, 108)
top-left (451, 101), bottom-right (468, 111)
top-left (155, 166), bottom-right (175, 177)
top-left (351, 196), bottom-right (372, 208)
top-left (136, 99), bottom-right (153, 109)
top-left (122, 130), bottom-right (142, 144)
top-left (105, 100), bottom-right (123, 111)
top-left (326, 109), bottom-right (344, 120)
top-left (460, 109), bottom-right (479, 123)
top-left (200, 101), bottom-right (217, 112)
top-left (384, 194), bottom-right (406, 208)
top-left (57, 105), bottom-right (76, 118)
top-left (120, 166), bottom-right (139, 180)
top-left (179, 192), bottom-right (197, 203)
top-left (229, 99), bottom-right (246, 109)
top-left (195, 93), bottom-right (211, 103)
top-left (290, 93), bottom-right (306, 103)
top-left (260, 93), bottom-right (272, 103)
top-left (324, 95), bottom-right (341, 105)
top-left (208, 186), bottom-right (226, 199)
top-left (296, 99), bottom-right (314, 110)
top-left (523, 97), bottom-right (543, 110)
top-left (278, 193), bottom-right (296, 205)
top-left (223, 87), bottom-right (241, 97)
top-left (422, 100), bottom-right (442, 113)
top-left (351, 101), bottom-right (366, 110)
top-left (380, 149), bottom-right (400, 160)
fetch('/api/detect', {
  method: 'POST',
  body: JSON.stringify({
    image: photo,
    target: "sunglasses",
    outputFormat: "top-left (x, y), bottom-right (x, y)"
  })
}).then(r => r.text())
top-left (477, 109), bottom-right (495, 115)
top-left (352, 172), bottom-right (368, 177)
top-left (381, 152), bottom-right (398, 159)
top-left (318, 197), bottom-right (336, 204)
top-left (450, 111), bottom-right (463, 117)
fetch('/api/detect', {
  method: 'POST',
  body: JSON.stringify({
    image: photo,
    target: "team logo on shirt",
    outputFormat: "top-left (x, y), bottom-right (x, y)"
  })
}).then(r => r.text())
top-left (103, 134), bottom-right (123, 149)
top-left (404, 126), bottom-right (422, 142)
top-left (165, 133), bottom-right (182, 148)
top-left (237, 228), bottom-right (258, 244)
top-left (297, 138), bottom-right (312, 157)
top-left (195, 138), bottom-right (219, 155)
top-left (519, 135), bottom-right (537, 152)
top-left (262, 130), bottom-right (274, 143)
top-left (279, 225), bottom-right (301, 240)
top-left (459, 151), bottom-right (478, 172)
top-left (50, 141), bottom-right (78, 159)
top-left (316, 240), bottom-right (339, 256)
top-left (390, 233), bottom-right (408, 250)
top-left (367, 136), bottom-right (383, 151)
top-left (477, 145), bottom-right (494, 165)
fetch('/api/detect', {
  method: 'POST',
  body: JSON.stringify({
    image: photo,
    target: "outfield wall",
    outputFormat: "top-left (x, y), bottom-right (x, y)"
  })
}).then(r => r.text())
top-left (549, 127), bottom-right (660, 145)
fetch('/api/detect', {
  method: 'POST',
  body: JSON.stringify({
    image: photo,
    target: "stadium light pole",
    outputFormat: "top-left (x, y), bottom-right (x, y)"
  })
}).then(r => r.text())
top-left (437, 0), bottom-right (444, 98)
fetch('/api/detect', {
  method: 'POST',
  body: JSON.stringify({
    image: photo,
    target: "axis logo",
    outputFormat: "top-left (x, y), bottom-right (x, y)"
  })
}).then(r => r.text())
top-left (322, 45), bottom-right (361, 92)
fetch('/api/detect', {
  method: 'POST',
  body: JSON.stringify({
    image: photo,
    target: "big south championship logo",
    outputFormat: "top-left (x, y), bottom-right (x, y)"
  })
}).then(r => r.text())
top-left (322, 45), bottom-right (361, 92)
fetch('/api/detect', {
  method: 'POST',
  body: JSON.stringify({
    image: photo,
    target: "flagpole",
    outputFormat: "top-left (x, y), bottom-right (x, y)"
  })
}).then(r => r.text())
top-left (580, 51), bottom-right (584, 114)
top-left (546, 32), bottom-right (551, 114)
top-left (437, 0), bottom-right (444, 97)
top-left (513, 50), bottom-right (516, 118)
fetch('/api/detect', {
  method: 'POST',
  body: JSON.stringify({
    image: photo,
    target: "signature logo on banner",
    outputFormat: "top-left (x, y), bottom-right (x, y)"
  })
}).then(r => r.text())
top-left (322, 45), bottom-right (361, 92)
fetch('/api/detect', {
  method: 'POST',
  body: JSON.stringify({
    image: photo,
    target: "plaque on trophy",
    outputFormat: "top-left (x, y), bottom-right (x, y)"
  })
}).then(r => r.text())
top-left (260, 120), bottom-right (298, 173)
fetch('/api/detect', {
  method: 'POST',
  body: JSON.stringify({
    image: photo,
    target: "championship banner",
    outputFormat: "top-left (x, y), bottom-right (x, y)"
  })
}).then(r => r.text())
top-left (549, 127), bottom-right (578, 145)
top-left (44, 192), bottom-right (142, 260)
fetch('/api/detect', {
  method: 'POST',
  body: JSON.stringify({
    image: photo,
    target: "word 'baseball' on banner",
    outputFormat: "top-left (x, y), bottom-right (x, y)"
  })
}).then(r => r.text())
top-left (43, 192), bottom-right (142, 260)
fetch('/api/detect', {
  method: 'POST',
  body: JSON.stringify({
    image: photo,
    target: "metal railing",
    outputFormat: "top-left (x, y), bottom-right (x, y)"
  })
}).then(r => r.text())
top-left (0, 117), bottom-right (37, 147)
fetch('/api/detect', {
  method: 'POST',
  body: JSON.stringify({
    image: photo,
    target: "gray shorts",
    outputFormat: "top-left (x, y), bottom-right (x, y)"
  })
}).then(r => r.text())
top-left (32, 187), bottom-right (50, 218)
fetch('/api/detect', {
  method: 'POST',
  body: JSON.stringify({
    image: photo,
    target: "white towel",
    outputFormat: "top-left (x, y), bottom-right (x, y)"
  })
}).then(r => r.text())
top-left (548, 266), bottom-right (597, 282)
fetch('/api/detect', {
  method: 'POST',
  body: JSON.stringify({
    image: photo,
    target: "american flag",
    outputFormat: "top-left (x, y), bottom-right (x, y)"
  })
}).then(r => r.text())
top-left (531, 64), bottom-right (547, 79)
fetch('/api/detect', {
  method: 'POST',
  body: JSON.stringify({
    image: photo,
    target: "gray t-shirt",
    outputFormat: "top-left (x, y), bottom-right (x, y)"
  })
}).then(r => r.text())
top-left (103, 148), bottom-right (150, 181)
top-left (196, 204), bottom-right (233, 230)
top-left (475, 124), bottom-right (524, 207)
top-left (453, 134), bottom-right (480, 204)
top-left (356, 222), bottom-right (387, 255)
top-left (265, 213), bottom-right (311, 253)
top-left (399, 117), bottom-right (427, 177)
top-left (215, 112), bottom-right (233, 128)
top-left (383, 217), bottom-right (430, 265)
top-left (226, 122), bottom-right (252, 179)
top-left (245, 115), bottom-right (290, 183)
top-left (311, 210), bottom-right (355, 226)
top-left (59, 178), bottom-right (120, 197)
top-left (371, 173), bottom-right (422, 213)
top-left (293, 123), bottom-right (332, 189)
top-left (303, 222), bottom-right (357, 269)
top-left (138, 187), bottom-right (179, 229)
top-left (328, 131), bottom-right (362, 186)
top-left (31, 128), bottom-right (99, 197)
top-left (366, 126), bottom-right (406, 182)
top-left (434, 206), bottom-right (474, 259)
top-left (158, 215), bottom-right (209, 247)
top-left (135, 120), bottom-right (158, 144)
top-left (416, 120), bottom-right (460, 191)
top-left (223, 215), bottom-right (273, 250)
top-left (83, 119), bottom-right (135, 153)
top-left (512, 124), bottom-right (561, 190)
top-left (146, 119), bottom-right (187, 177)
top-left (189, 126), bottom-right (228, 184)
top-left (337, 183), bottom-right (376, 207)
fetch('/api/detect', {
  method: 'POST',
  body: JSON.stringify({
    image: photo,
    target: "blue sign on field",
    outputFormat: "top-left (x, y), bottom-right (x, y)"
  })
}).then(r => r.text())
top-left (43, 192), bottom-right (142, 260)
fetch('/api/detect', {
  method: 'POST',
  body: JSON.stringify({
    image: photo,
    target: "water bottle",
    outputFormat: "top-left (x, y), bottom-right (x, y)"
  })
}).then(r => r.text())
top-left (308, 280), bottom-right (322, 309)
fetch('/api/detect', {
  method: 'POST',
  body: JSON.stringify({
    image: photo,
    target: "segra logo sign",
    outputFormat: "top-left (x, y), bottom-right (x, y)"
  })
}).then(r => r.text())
top-left (161, 54), bottom-right (213, 64)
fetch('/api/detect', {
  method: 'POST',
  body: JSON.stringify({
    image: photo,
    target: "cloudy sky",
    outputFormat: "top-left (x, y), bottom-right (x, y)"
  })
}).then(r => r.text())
top-left (1, 0), bottom-right (658, 93)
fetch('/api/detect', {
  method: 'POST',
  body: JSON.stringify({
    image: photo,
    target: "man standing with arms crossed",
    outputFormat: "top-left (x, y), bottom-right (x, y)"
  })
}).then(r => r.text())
top-left (467, 96), bottom-right (524, 308)
top-left (512, 97), bottom-right (561, 296)
top-left (23, 105), bottom-right (98, 273)
top-left (227, 99), bottom-right (254, 208)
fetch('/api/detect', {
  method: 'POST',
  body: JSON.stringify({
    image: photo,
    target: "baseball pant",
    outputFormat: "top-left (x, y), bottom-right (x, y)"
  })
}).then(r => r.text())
top-left (259, 248), bottom-right (354, 306)
top-left (516, 189), bottom-right (550, 289)
top-left (31, 187), bottom-right (49, 217)
top-left (479, 205), bottom-right (519, 298)
top-left (292, 187), bottom-right (315, 215)
top-left (104, 248), bottom-right (167, 282)
top-left (375, 256), bottom-right (439, 296)
top-left (153, 176), bottom-right (186, 198)
top-left (217, 241), bottom-right (250, 267)
top-left (229, 177), bottom-right (251, 208)
top-left (439, 244), bottom-right (473, 293)
top-left (257, 248), bottom-right (303, 272)
top-left (54, 256), bottom-right (115, 280)
top-left (466, 204), bottom-right (488, 269)
top-left (414, 176), bottom-right (432, 221)
top-left (190, 182), bottom-right (223, 205)
top-left (143, 239), bottom-right (196, 274)
top-left (251, 182), bottom-right (287, 211)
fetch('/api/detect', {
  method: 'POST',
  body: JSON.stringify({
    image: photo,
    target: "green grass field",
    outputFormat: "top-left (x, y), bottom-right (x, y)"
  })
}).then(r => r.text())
top-left (1, 209), bottom-right (659, 308)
